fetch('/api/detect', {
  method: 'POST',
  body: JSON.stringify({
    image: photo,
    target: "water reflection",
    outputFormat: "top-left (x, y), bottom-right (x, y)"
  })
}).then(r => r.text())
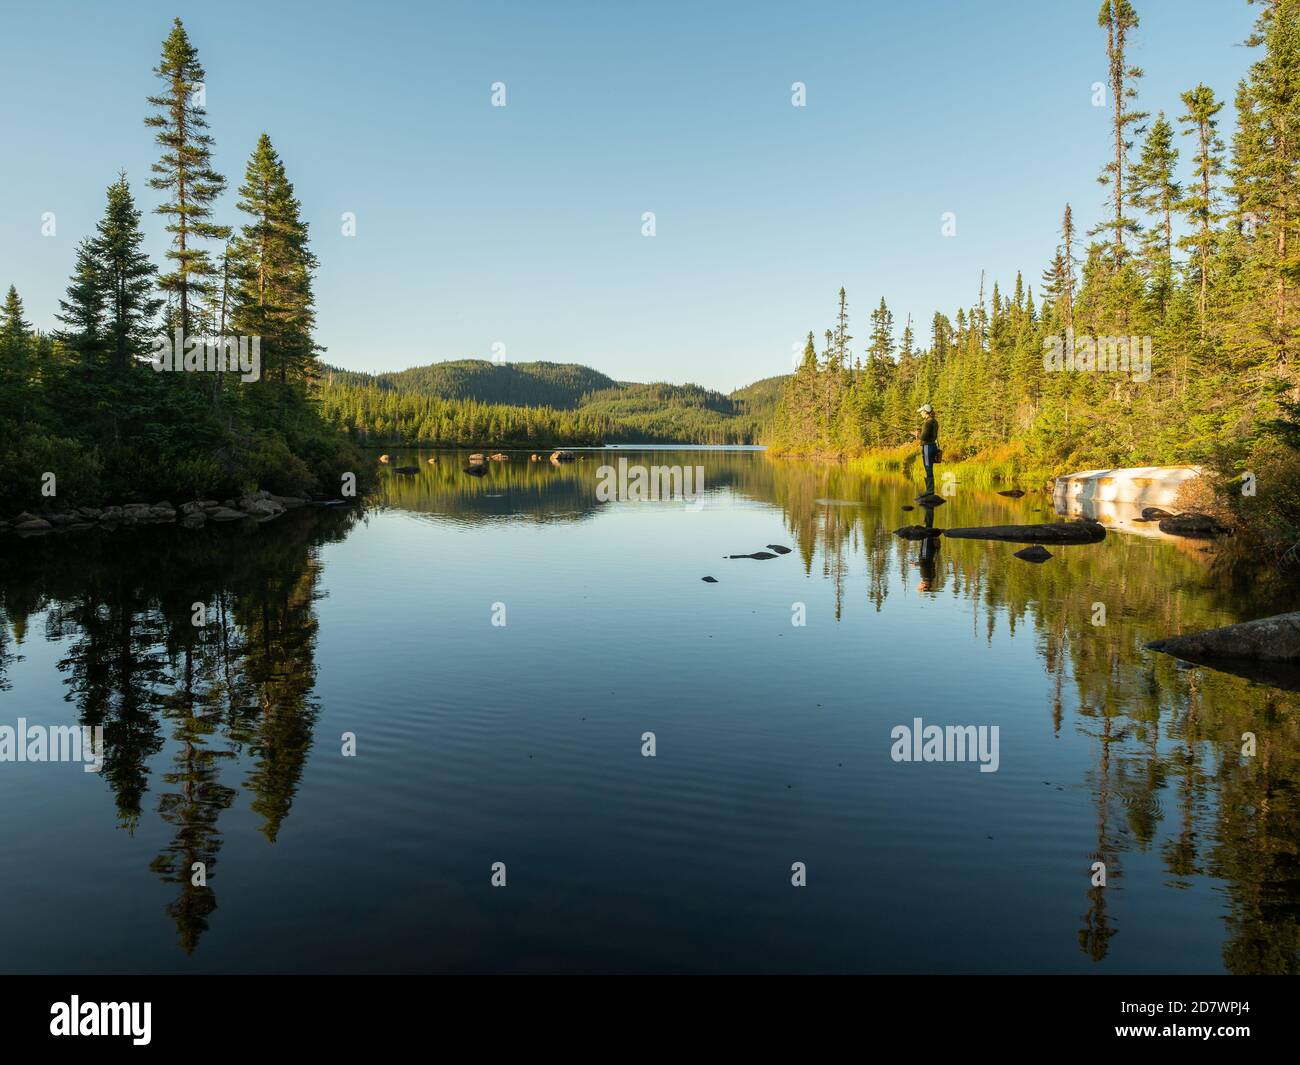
top-left (0, 507), bottom-right (358, 953)
top-left (0, 449), bottom-right (1296, 972)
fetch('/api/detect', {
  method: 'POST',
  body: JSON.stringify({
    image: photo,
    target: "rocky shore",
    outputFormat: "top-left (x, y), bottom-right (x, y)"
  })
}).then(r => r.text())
top-left (0, 491), bottom-right (340, 536)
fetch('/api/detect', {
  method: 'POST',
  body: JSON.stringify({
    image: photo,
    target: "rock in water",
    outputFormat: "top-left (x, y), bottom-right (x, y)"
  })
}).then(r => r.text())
top-left (1157, 512), bottom-right (1230, 537)
top-left (1141, 506), bottom-right (1173, 520)
top-left (1147, 611), bottom-right (1300, 663)
top-left (944, 522), bottom-right (1105, 544)
top-left (894, 526), bottom-right (944, 540)
top-left (915, 493), bottom-right (947, 507)
top-left (998, 489), bottom-right (1026, 498)
top-left (765, 544), bottom-right (792, 554)
top-left (1013, 545), bottom-right (1053, 563)
top-left (728, 551), bottom-right (779, 560)
top-left (701, 576), bottom-right (718, 583)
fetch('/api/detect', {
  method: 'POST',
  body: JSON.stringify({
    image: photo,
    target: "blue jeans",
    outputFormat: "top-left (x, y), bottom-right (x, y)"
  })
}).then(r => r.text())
top-left (921, 443), bottom-right (937, 495)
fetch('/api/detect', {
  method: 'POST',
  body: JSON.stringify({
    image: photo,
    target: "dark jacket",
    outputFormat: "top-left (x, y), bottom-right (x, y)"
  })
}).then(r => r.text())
top-left (920, 416), bottom-right (939, 444)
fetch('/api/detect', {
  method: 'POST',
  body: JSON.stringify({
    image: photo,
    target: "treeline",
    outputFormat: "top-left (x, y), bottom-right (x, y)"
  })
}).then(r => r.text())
top-left (318, 381), bottom-right (611, 447)
top-left (767, 1), bottom-right (1300, 551)
top-left (0, 19), bottom-right (363, 509)
top-left (319, 366), bottom-right (769, 445)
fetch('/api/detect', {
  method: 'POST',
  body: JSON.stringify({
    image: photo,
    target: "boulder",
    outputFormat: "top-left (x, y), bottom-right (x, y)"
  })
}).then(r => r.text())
top-left (894, 526), bottom-right (944, 540)
top-left (1147, 611), bottom-right (1300, 663)
top-left (14, 518), bottom-right (52, 533)
top-left (1157, 512), bottom-right (1230, 538)
top-left (944, 522), bottom-right (1106, 544)
top-left (1013, 545), bottom-right (1053, 563)
top-left (48, 513), bottom-right (78, 526)
top-left (209, 507), bottom-right (248, 522)
top-left (14, 512), bottom-right (38, 524)
top-left (268, 495), bottom-right (308, 509)
top-left (1141, 506), bottom-right (1173, 520)
top-left (915, 493), bottom-right (946, 507)
top-left (550, 450), bottom-right (576, 464)
top-left (76, 507), bottom-right (102, 520)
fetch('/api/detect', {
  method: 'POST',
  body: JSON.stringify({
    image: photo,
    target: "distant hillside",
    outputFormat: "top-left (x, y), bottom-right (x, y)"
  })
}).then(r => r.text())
top-left (322, 360), bottom-right (617, 409)
top-left (729, 375), bottom-right (790, 423)
top-left (319, 359), bottom-right (787, 445)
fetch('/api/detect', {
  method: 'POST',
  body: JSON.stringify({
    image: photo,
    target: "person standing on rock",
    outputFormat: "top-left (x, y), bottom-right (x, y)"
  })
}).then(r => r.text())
top-left (917, 403), bottom-right (940, 498)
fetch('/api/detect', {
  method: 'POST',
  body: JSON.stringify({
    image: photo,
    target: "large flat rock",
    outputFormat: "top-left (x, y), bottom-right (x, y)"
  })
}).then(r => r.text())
top-left (1054, 465), bottom-right (1202, 510)
top-left (1147, 611), bottom-right (1300, 663)
top-left (943, 522), bottom-right (1106, 544)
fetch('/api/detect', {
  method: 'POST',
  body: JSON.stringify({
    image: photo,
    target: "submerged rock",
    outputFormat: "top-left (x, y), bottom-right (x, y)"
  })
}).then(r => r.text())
top-left (1157, 512), bottom-right (1230, 538)
top-left (894, 525), bottom-right (944, 540)
top-left (1013, 545), bottom-right (1053, 563)
top-left (728, 551), bottom-right (779, 560)
top-left (1147, 611), bottom-right (1300, 663)
top-left (998, 489), bottom-right (1027, 498)
top-left (765, 544), bottom-right (792, 554)
top-left (701, 576), bottom-right (718, 583)
top-left (944, 522), bottom-right (1105, 544)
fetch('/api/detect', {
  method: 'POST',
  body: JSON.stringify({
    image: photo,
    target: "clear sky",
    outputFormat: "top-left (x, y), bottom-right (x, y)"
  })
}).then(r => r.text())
top-left (0, 0), bottom-right (1259, 392)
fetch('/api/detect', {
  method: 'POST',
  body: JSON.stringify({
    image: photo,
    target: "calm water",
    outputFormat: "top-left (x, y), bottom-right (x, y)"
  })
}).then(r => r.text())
top-left (1, 447), bottom-right (1297, 974)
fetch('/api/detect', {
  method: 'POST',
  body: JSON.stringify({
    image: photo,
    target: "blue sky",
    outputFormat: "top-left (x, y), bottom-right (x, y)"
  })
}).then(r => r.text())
top-left (0, 0), bottom-right (1259, 392)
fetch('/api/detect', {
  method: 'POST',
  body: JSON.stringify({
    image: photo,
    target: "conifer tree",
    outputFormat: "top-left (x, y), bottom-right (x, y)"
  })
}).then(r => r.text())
top-left (145, 17), bottom-right (229, 337)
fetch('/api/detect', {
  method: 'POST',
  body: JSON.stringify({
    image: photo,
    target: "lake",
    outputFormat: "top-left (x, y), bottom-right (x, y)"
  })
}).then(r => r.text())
top-left (1, 446), bottom-right (1296, 974)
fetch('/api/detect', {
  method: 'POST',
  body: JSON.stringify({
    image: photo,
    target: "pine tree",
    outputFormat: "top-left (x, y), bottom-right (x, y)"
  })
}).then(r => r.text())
top-left (1177, 83), bottom-right (1225, 318)
top-left (1130, 113), bottom-right (1181, 311)
top-left (229, 134), bottom-right (320, 393)
top-left (0, 285), bottom-right (33, 429)
top-left (1095, 1), bottom-right (1148, 261)
top-left (145, 18), bottom-right (229, 338)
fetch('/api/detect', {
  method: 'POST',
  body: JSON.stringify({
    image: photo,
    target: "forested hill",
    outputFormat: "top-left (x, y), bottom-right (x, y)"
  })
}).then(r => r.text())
top-left (318, 359), bottom-right (790, 445)
top-left (323, 360), bottom-right (618, 409)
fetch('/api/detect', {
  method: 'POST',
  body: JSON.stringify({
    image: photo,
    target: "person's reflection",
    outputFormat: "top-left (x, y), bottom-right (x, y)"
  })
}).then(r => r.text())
top-left (918, 504), bottom-right (940, 591)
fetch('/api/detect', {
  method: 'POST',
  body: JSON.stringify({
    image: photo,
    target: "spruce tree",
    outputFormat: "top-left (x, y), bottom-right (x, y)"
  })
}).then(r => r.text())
top-left (145, 18), bottom-right (229, 338)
